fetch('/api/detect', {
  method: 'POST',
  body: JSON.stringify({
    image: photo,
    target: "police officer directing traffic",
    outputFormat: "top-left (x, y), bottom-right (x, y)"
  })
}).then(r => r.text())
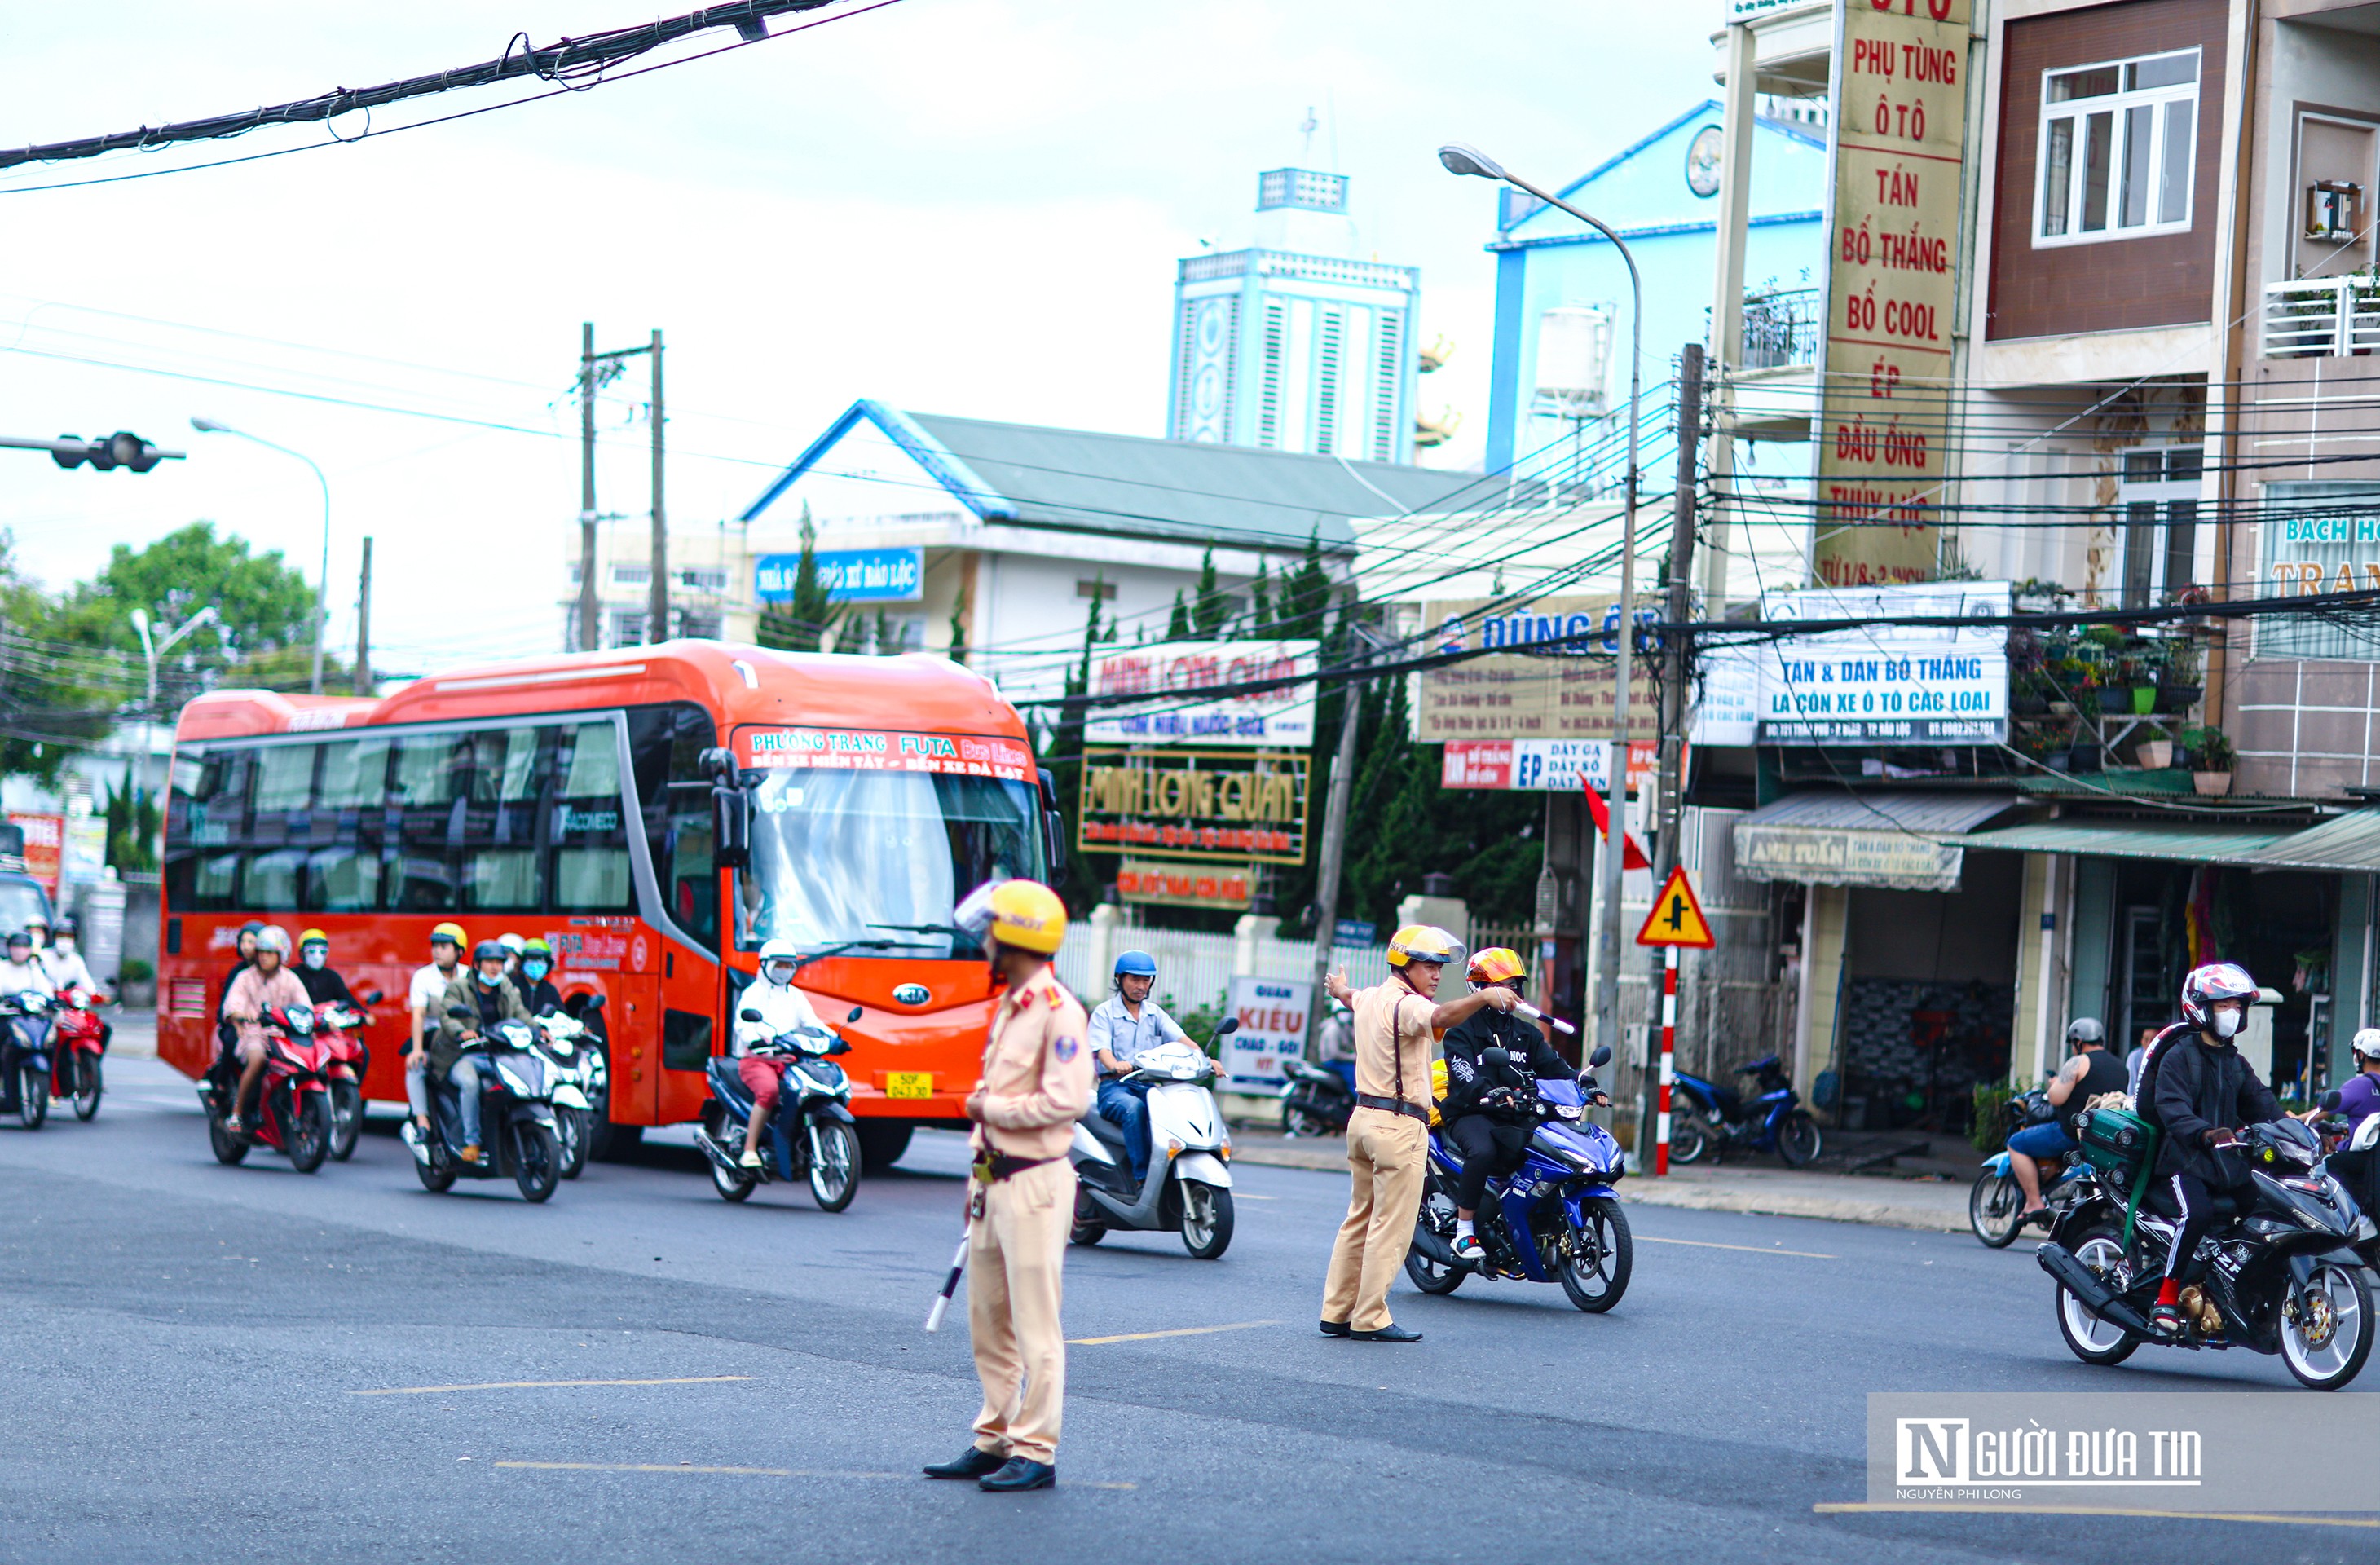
top-left (1319, 924), bottom-right (1518, 1342)
top-left (924, 879), bottom-right (1092, 1493)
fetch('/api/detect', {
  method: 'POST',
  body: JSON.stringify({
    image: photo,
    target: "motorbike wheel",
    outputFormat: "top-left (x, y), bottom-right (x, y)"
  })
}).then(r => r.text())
top-left (69, 1054), bottom-right (101, 1122)
top-left (512, 1122), bottom-right (560, 1203)
top-left (1069, 1184), bottom-right (1107, 1246)
top-left (328, 1079), bottom-right (363, 1162)
top-left (1179, 1183), bottom-right (1233, 1259)
top-left (415, 1148), bottom-right (456, 1192)
top-left (206, 1104), bottom-right (249, 1166)
top-left (1969, 1171), bottom-right (2026, 1248)
top-left (2053, 1223), bottom-right (2140, 1366)
top-left (856, 1122), bottom-right (912, 1174)
top-left (286, 1092), bottom-right (330, 1174)
top-left (808, 1121), bottom-right (861, 1213)
top-left (1776, 1111), bottom-right (1822, 1167)
top-left (1404, 1188), bottom-right (1465, 1295)
top-left (1667, 1108), bottom-right (1711, 1166)
top-left (1281, 1100), bottom-right (1336, 1139)
top-left (557, 1106), bottom-right (588, 1180)
top-left (2280, 1259), bottom-right (2373, 1391)
top-left (15, 1065), bottom-right (46, 1131)
top-left (710, 1148), bottom-right (757, 1201)
top-left (1559, 1198), bottom-right (1632, 1313)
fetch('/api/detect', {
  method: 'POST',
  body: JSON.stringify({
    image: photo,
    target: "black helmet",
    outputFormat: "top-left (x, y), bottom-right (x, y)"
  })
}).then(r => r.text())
top-left (52, 915), bottom-right (77, 938)
top-left (472, 939), bottom-right (509, 965)
top-left (2065, 1017), bottom-right (2105, 1048)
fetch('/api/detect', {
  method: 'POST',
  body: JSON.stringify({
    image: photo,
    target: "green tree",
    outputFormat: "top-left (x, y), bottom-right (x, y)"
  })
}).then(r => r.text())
top-left (1249, 562), bottom-right (1275, 634)
top-left (755, 504), bottom-right (842, 653)
top-left (945, 575), bottom-right (970, 666)
top-left (0, 534), bottom-right (122, 781)
top-left (1042, 586), bottom-right (1112, 908)
top-left (1166, 589), bottom-right (1192, 641)
top-left (1189, 546), bottom-right (1231, 638)
top-left (1276, 529), bottom-right (1333, 640)
top-left (56, 521), bottom-right (329, 706)
top-left (103, 772), bottom-right (159, 875)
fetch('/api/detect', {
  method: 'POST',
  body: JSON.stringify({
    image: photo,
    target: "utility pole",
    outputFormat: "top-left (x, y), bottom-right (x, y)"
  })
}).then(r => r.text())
top-left (647, 328), bottom-right (668, 646)
top-left (578, 322), bottom-right (599, 653)
top-left (1639, 344), bottom-right (1705, 1155)
top-left (1307, 629), bottom-right (1366, 1048)
top-left (355, 536), bottom-right (373, 696)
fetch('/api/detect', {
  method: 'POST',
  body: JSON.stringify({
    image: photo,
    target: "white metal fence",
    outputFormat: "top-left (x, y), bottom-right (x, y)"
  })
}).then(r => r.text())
top-left (2263, 276), bottom-right (2380, 358)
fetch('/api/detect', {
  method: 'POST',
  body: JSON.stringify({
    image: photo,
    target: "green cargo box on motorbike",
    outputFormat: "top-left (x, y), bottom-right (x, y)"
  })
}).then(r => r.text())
top-left (2077, 1104), bottom-right (2161, 1241)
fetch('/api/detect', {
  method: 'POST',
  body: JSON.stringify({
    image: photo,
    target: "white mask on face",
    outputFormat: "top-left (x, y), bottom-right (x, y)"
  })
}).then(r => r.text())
top-left (52, 937), bottom-right (72, 956)
top-left (2212, 1007), bottom-right (2244, 1039)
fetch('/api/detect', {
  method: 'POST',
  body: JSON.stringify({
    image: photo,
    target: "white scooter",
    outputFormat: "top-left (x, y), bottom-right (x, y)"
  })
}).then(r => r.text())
top-left (1069, 1019), bottom-right (1239, 1259)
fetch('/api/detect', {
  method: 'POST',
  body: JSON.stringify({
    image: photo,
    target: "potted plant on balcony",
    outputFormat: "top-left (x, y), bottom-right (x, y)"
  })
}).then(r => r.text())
top-left (2182, 724), bottom-right (2236, 796)
top-left (2157, 633), bottom-right (2204, 714)
top-left (2117, 650), bottom-right (2157, 714)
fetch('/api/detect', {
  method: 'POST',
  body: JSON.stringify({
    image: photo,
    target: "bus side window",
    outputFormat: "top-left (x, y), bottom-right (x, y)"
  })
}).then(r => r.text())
top-left (553, 722), bottom-right (633, 915)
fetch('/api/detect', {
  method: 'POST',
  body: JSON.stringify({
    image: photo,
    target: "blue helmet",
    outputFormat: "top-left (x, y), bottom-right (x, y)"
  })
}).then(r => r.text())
top-left (1113, 950), bottom-right (1157, 979)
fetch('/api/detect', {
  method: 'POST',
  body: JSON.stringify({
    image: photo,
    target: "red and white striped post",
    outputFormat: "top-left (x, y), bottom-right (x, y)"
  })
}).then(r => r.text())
top-left (1655, 945), bottom-right (1677, 1176)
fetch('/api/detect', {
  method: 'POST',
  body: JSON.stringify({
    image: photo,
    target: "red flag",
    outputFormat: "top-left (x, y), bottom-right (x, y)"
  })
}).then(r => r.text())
top-left (1580, 777), bottom-right (1651, 871)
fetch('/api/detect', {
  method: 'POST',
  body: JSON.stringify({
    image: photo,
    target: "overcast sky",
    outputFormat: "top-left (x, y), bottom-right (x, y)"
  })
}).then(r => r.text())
top-left (0, 1), bottom-right (1716, 674)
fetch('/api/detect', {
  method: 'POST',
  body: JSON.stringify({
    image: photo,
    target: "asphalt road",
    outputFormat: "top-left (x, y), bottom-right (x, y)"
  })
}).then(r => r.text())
top-left (0, 1058), bottom-right (2369, 1563)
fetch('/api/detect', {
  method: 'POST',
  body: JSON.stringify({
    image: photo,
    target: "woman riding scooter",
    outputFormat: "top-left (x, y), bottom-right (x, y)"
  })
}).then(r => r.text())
top-left (1438, 949), bottom-right (1604, 1263)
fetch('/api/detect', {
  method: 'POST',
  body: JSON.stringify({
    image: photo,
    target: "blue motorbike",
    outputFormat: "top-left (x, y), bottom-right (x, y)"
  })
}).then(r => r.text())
top-left (1404, 1045), bottom-right (1632, 1312)
top-left (1667, 1053), bottom-right (1821, 1167)
top-left (694, 1004), bottom-right (865, 1211)
top-left (0, 990), bottom-right (55, 1131)
top-left (1969, 1088), bottom-right (2091, 1247)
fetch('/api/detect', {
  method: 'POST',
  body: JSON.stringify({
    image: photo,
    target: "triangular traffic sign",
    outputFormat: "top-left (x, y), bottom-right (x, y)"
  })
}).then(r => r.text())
top-left (1636, 865), bottom-right (1715, 949)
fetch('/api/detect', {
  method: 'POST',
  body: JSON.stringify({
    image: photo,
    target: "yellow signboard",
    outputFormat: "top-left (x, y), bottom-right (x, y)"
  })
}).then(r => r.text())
top-left (1078, 748), bottom-right (1309, 865)
top-left (1814, 0), bottom-right (1972, 587)
top-left (1414, 593), bottom-right (1658, 743)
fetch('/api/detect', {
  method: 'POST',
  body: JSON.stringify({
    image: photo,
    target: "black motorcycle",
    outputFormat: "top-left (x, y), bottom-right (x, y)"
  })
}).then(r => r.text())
top-left (1280, 1056), bottom-right (1353, 1138)
top-left (694, 1004), bottom-right (865, 1210)
top-left (2039, 1117), bottom-right (2373, 1390)
top-left (0, 990), bottom-right (55, 1131)
top-left (400, 1010), bottom-right (563, 1203)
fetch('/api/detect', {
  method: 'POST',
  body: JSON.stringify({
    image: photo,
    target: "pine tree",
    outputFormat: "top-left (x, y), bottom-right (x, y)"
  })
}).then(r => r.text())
top-left (756, 504), bottom-right (841, 652)
top-left (1276, 528), bottom-right (1333, 640)
top-left (874, 607), bottom-right (897, 655)
top-left (945, 576), bottom-right (970, 665)
top-left (1250, 562), bottom-right (1275, 635)
top-left (1190, 546), bottom-right (1230, 638)
top-left (1166, 589), bottom-right (1192, 641)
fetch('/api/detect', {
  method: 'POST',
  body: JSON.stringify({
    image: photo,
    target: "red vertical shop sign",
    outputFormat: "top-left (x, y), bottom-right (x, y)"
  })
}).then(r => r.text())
top-left (1814, 0), bottom-right (1972, 587)
top-left (5, 813), bottom-right (63, 897)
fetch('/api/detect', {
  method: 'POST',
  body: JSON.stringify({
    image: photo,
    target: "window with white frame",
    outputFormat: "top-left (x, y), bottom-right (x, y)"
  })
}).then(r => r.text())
top-left (2115, 445), bottom-right (2202, 610)
top-left (2035, 50), bottom-right (2199, 246)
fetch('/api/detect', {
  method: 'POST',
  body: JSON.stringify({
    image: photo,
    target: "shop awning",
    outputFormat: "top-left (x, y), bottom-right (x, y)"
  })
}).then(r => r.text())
top-left (1957, 819), bottom-right (2296, 865)
top-left (2239, 809), bottom-right (2380, 871)
top-left (1733, 790), bottom-right (2018, 892)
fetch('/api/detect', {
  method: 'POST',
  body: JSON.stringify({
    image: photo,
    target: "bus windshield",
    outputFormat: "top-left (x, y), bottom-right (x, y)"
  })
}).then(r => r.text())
top-left (0, 877), bottom-right (51, 939)
top-left (735, 768), bottom-right (1045, 958)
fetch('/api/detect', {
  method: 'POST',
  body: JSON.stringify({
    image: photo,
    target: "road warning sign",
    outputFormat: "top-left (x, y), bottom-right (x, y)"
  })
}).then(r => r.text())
top-left (1635, 866), bottom-right (1715, 949)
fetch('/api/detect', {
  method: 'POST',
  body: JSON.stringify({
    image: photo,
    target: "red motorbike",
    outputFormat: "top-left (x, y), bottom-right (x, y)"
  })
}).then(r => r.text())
top-left (316, 1002), bottom-right (371, 1162)
top-left (51, 985), bottom-right (108, 1122)
top-left (201, 1003), bottom-right (334, 1173)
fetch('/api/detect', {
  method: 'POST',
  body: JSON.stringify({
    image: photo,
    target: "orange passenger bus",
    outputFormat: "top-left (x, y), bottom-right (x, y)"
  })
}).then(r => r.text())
top-left (157, 641), bottom-right (1063, 1165)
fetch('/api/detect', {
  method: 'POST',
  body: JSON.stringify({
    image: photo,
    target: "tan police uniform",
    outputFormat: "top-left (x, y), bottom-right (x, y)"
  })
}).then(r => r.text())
top-left (1320, 976), bottom-right (1438, 1333)
top-left (966, 963), bottom-right (1093, 1466)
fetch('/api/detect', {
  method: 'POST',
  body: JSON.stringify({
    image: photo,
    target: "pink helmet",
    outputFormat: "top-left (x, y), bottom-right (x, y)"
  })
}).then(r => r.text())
top-left (2179, 962), bottom-right (2257, 1028)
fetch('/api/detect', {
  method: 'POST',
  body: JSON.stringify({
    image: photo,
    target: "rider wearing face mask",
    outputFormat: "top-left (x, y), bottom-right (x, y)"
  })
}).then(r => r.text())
top-left (731, 939), bottom-right (824, 1170)
top-left (293, 929), bottom-right (361, 1009)
top-left (511, 937), bottom-right (563, 1016)
top-left (2140, 962), bottom-right (2282, 1336)
top-left (37, 915), bottom-right (96, 994)
top-left (432, 939), bottom-right (533, 1165)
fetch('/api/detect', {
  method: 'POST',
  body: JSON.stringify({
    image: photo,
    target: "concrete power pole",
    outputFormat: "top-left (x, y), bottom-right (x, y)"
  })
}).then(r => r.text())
top-left (647, 328), bottom-right (668, 646)
top-left (355, 536), bottom-right (373, 696)
top-left (578, 322), bottom-right (600, 654)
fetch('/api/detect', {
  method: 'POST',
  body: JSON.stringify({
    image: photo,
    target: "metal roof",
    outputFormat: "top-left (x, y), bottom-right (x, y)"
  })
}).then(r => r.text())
top-left (2239, 809), bottom-right (2380, 871)
top-left (1735, 789), bottom-right (2021, 835)
top-left (739, 399), bottom-right (1486, 553)
top-left (1959, 819), bottom-right (2297, 863)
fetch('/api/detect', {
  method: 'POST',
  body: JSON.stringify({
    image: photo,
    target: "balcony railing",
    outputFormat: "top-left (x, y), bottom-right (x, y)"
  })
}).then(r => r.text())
top-left (1742, 287), bottom-right (1821, 370)
top-left (2263, 276), bottom-right (2380, 358)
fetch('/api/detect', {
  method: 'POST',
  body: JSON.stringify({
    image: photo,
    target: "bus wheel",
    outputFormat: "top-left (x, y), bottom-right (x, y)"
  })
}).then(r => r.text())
top-left (857, 1122), bottom-right (912, 1173)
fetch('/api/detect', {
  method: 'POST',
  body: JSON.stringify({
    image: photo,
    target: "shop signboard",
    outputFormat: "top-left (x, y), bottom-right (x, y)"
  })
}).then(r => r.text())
top-left (1116, 860), bottom-right (1254, 911)
top-left (1416, 593), bottom-right (1658, 743)
top-left (5, 813), bottom-right (63, 897)
top-left (1734, 821), bottom-right (1964, 892)
top-left (1084, 640), bottom-right (1318, 748)
top-left (1078, 747), bottom-right (1309, 865)
top-left (1226, 974), bottom-right (1309, 1089)
top-left (1752, 580), bottom-right (2008, 744)
top-left (63, 813), bottom-right (106, 886)
top-left (753, 546), bottom-right (923, 603)
top-left (1439, 738), bottom-right (1668, 793)
top-left (2254, 483), bottom-right (2380, 659)
top-left (1813, 0), bottom-right (1972, 586)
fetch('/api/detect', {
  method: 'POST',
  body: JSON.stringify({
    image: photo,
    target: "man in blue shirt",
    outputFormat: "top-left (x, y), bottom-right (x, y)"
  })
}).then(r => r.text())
top-left (1087, 950), bottom-right (1194, 1188)
top-left (2321, 1029), bottom-right (2380, 1129)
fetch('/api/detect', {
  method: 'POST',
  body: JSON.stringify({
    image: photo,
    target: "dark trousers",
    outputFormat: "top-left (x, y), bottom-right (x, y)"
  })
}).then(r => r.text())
top-left (2162, 1170), bottom-right (2219, 1281)
top-left (1446, 1113), bottom-right (1532, 1211)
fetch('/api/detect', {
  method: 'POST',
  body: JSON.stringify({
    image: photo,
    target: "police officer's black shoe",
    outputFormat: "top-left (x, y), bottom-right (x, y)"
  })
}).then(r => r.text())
top-left (978, 1457), bottom-right (1056, 1492)
top-left (1318, 1319), bottom-right (1351, 1337)
top-left (923, 1446), bottom-right (1006, 1479)
top-left (1349, 1323), bottom-right (1423, 1342)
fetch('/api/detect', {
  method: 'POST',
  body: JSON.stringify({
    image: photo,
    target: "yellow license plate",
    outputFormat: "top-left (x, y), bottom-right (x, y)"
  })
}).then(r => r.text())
top-left (885, 1071), bottom-right (934, 1100)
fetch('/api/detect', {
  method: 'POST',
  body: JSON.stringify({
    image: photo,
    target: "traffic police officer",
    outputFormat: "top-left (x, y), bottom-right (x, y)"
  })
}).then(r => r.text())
top-left (924, 879), bottom-right (1091, 1493)
top-left (1318, 924), bottom-right (1518, 1342)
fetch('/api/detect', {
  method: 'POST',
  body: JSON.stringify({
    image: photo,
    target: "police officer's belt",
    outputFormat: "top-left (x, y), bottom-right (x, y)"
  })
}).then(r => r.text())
top-left (1355, 1093), bottom-right (1430, 1122)
top-left (975, 1148), bottom-right (1064, 1183)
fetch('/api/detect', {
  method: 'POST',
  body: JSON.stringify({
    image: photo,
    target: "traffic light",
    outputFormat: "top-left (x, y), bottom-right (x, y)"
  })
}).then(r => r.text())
top-left (50, 431), bottom-right (171, 473)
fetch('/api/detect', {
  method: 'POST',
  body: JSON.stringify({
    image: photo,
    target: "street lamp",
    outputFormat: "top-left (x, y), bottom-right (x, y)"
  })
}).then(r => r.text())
top-left (1439, 141), bottom-right (1645, 1074)
top-left (190, 417), bottom-right (332, 694)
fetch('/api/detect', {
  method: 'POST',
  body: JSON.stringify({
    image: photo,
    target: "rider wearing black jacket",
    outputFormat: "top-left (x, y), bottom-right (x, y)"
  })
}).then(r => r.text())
top-left (2141, 962), bottom-right (2281, 1334)
top-left (1439, 950), bottom-right (1596, 1263)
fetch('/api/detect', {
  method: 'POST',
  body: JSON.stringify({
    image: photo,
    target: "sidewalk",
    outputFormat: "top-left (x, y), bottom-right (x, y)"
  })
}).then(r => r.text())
top-left (1227, 1126), bottom-right (1977, 1234)
top-left (108, 1007), bottom-right (157, 1059)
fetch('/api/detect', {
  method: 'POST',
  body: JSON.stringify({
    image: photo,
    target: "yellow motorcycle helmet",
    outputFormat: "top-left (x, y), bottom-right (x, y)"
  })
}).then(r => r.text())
top-left (955, 879), bottom-right (1068, 955)
top-left (1386, 924), bottom-right (1460, 969)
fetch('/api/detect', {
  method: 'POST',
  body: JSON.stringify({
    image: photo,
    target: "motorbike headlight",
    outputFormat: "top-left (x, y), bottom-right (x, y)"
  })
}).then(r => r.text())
top-left (1555, 1102), bottom-right (1583, 1120)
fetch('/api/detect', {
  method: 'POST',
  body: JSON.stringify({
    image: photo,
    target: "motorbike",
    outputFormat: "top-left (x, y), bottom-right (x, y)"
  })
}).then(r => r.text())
top-left (0, 990), bottom-right (55, 1131)
top-left (315, 1002), bottom-right (371, 1162)
top-left (1279, 1055), bottom-right (1354, 1139)
top-left (1969, 1089), bottom-right (2093, 1248)
top-left (1668, 1053), bottom-right (1822, 1167)
top-left (1404, 1044), bottom-right (1633, 1312)
top-left (2312, 1091), bottom-right (2380, 1274)
top-left (50, 985), bottom-right (107, 1122)
top-left (2039, 1117), bottom-right (2374, 1390)
top-left (527, 1008), bottom-right (602, 1179)
top-left (199, 1003), bottom-right (334, 1172)
top-left (1070, 1019), bottom-right (1238, 1259)
top-left (694, 1004), bottom-right (864, 1210)
top-left (399, 1008), bottom-right (563, 1202)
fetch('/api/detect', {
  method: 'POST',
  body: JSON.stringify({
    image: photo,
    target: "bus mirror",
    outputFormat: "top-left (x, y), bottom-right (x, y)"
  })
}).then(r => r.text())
top-left (696, 745), bottom-right (736, 780)
top-left (1044, 810), bottom-right (1068, 884)
top-left (714, 781), bottom-right (751, 870)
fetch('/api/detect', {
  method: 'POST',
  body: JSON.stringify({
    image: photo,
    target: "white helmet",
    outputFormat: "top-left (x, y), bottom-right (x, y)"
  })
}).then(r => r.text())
top-left (254, 925), bottom-right (292, 956)
top-left (498, 933), bottom-right (527, 957)
top-left (2354, 1028), bottom-right (2380, 1063)
top-left (758, 938), bottom-right (800, 984)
